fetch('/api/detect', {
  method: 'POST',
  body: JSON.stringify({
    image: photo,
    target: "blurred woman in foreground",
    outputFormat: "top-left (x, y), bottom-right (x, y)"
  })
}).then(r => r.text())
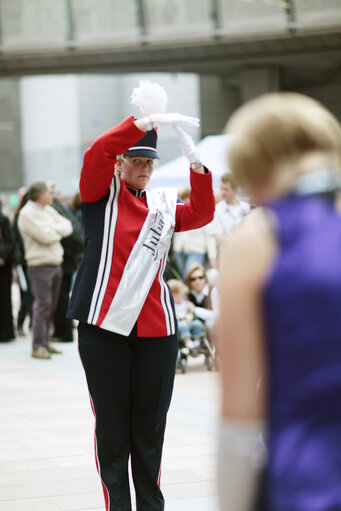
top-left (218, 93), bottom-right (341, 511)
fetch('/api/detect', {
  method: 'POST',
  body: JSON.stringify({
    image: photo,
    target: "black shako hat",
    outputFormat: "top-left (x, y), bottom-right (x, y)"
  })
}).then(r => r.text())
top-left (124, 128), bottom-right (160, 159)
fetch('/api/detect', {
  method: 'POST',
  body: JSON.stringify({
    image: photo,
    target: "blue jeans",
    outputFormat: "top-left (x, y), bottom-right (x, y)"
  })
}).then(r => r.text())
top-left (177, 319), bottom-right (204, 341)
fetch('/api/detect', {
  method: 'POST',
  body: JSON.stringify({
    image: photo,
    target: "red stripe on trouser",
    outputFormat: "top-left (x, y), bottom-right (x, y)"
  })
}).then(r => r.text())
top-left (158, 465), bottom-right (162, 487)
top-left (78, 342), bottom-right (111, 511)
top-left (89, 392), bottom-right (110, 511)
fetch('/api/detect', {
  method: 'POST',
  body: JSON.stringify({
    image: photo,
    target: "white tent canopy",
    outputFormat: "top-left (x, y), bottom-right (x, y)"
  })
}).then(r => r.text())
top-left (149, 133), bottom-right (234, 190)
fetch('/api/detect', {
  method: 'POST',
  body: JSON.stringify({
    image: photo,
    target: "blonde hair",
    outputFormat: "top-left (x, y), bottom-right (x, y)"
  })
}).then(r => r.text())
top-left (178, 188), bottom-right (191, 202)
top-left (167, 279), bottom-right (186, 295)
top-left (115, 154), bottom-right (127, 176)
top-left (185, 263), bottom-right (208, 288)
top-left (226, 92), bottom-right (341, 195)
top-left (220, 173), bottom-right (238, 190)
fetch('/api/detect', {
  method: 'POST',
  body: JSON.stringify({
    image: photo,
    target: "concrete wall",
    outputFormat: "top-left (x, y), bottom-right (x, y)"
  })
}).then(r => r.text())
top-left (298, 81), bottom-right (341, 125)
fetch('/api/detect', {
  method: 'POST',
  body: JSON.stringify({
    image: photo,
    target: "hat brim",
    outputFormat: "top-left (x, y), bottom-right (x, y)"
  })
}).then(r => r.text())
top-left (124, 148), bottom-right (160, 159)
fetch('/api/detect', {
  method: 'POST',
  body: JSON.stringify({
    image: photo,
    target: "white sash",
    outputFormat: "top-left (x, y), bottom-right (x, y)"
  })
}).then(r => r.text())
top-left (100, 187), bottom-right (178, 335)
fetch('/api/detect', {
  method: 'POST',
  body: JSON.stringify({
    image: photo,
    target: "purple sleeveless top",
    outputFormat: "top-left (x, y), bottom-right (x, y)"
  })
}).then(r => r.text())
top-left (263, 193), bottom-right (341, 511)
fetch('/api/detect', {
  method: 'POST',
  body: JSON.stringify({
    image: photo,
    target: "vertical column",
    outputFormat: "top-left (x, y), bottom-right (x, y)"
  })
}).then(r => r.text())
top-left (240, 68), bottom-right (280, 103)
top-left (136, 0), bottom-right (148, 43)
top-left (200, 74), bottom-right (241, 137)
top-left (0, 79), bottom-right (23, 191)
top-left (0, 0), bottom-right (3, 51)
top-left (65, 0), bottom-right (76, 48)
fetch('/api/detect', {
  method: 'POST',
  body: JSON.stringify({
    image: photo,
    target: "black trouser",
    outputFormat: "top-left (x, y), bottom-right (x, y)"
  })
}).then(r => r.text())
top-left (53, 271), bottom-right (74, 341)
top-left (0, 264), bottom-right (14, 341)
top-left (78, 322), bottom-right (178, 511)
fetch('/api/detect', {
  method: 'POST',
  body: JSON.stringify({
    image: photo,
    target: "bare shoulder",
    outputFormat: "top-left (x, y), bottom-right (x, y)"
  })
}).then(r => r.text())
top-left (220, 207), bottom-right (277, 290)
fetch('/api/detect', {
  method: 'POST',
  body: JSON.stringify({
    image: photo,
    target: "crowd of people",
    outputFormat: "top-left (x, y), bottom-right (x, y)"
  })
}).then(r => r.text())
top-left (2, 83), bottom-right (341, 511)
top-left (0, 186), bottom-right (84, 356)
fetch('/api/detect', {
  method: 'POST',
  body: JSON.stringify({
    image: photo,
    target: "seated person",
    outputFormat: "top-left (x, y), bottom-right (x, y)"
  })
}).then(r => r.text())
top-left (168, 279), bottom-right (204, 351)
top-left (185, 263), bottom-right (219, 343)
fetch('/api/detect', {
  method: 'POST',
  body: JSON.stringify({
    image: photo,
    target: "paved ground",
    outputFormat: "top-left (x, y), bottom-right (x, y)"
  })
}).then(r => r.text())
top-left (0, 321), bottom-right (220, 511)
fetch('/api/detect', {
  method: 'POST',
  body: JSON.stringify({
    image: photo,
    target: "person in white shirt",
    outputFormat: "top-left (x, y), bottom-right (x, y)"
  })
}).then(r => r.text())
top-left (172, 188), bottom-right (216, 278)
top-left (18, 181), bottom-right (73, 359)
top-left (209, 173), bottom-right (250, 268)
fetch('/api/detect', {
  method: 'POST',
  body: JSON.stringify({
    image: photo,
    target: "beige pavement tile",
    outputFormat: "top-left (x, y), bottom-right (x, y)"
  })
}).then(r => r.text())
top-left (77, 418), bottom-right (94, 425)
top-left (165, 433), bottom-right (216, 448)
top-left (46, 426), bottom-right (93, 437)
top-left (165, 423), bottom-right (210, 436)
top-left (17, 435), bottom-right (91, 449)
top-left (0, 498), bottom-right (62, 511)
top-left (192, 465), bottom-right (217, 480)
top-left (163, 443), bottom-right (216, 458)
top-left (48, 455), bottom-right (94, 468)
top-left (0, 458), bottom-right (55, 474)
top-left (167, 496), bottom-right (217, 511)
top-left (50, 403), bottom-right (91, 412)
top-left (0, 446), bottom-right (88, 463)
top-left (0, 465), bottom-right (97, 486)
top-left (52, 491), bottom-right (103, 510)
top-left (0, 477), bottom-right (99, 501)
top-left (0, 419), bottom-right (81, 432)
top-left (0, 441), bottom-right (22, 451)
top-left (163, 454), bottom-right (216, 470)
top-left (0, 429), bottom-right (55, 441)
top-left (0, 405), bottom-right (55, 416)
top-left (163, 479), bottom-right (216, 500)
top-left (161, 468), bottom-right (209, 485)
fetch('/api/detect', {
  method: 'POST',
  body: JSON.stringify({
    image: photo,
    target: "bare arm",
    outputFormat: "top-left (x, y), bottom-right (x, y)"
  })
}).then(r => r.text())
top-left (217, 208), bottom-right (277, 510)
top-left (218, 208), bottom-right (277, 418)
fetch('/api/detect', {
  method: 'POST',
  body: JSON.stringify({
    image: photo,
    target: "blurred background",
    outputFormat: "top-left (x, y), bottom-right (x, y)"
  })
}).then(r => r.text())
top-left (0, 0), bottom-right (340, 202)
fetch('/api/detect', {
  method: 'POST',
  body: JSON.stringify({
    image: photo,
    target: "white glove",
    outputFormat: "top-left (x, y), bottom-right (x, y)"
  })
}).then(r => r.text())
top-left (141, 113), bottom-right (199, 130)
top-left (173, 125), bottom-right (199, 164)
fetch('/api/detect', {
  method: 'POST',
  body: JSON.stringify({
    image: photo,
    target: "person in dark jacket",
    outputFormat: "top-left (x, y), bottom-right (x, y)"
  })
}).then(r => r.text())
top-left (12, 191), bottom-right (34, 336)
top-left (51, 195), bottom-right (84, 342)
top-left (0, 203), bottom-right (15, 342)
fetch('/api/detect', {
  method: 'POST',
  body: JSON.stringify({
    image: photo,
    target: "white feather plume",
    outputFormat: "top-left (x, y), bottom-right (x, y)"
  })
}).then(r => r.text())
top-left (130, 80), bottom-right (168, 116)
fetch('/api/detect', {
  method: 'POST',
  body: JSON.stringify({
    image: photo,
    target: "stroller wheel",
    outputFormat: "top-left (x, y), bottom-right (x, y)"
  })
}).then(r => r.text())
top-left (178, 356), bottom-right (187, 373)
top-left (206, 354), bottom-right (214, 371)
top-left (176, 350), bottom-right (187, 373)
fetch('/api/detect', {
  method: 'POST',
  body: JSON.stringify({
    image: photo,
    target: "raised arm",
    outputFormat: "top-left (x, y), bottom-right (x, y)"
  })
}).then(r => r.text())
top-left (80, 115), bottom-right (201, 203)
top-left (169, 125), bottom-right (214, 230)
top-left (80, 117), bottom-right (146, 203)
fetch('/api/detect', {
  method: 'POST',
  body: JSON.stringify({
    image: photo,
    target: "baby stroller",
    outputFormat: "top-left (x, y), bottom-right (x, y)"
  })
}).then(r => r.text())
top-left (176, 326), bottom-right (216, 373)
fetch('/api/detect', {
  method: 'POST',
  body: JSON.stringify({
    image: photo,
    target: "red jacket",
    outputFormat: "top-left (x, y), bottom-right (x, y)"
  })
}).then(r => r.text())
top-left (68, 117), bottom-right (215, 337)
